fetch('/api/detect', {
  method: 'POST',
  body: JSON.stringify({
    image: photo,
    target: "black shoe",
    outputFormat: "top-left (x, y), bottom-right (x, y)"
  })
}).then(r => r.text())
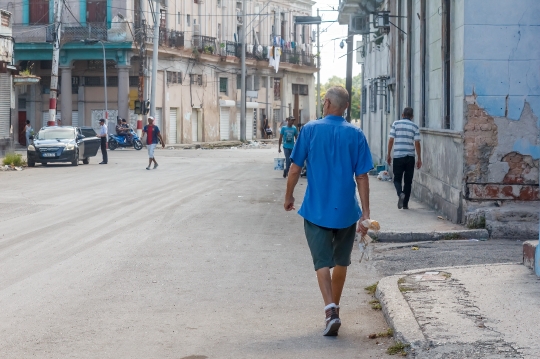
top-left (323, 306), bottom-right (341, 336)
top-left (403, 206), bottom-right (409, 209)
top-left (398, 193), bottom-right (405, 209)
top-left (99, 162), bottom-right (107, 164)
top-left (283, 172), bottom-right (286, 178)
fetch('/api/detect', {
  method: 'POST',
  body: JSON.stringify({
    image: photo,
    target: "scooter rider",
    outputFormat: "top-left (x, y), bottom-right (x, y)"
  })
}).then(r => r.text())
top-left (121, 118), bottom-right (133, 143)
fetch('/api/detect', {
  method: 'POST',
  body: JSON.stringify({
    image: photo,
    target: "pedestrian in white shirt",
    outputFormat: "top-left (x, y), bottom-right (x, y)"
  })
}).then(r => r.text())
top-left (96, 118), bottom-right (108, 164)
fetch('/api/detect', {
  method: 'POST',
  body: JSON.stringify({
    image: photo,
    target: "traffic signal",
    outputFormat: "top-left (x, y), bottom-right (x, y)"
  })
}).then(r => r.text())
top-left (134, 100), bottom-right (142, 114)
top-left (143, 100), bottom-right (150, 115)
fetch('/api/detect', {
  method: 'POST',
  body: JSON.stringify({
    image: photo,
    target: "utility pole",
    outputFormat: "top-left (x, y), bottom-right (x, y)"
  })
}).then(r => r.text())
top-left (48, 0), bottom-right (63, 126)
top-left (150, 0), bottom-right (160, 118)
top-left (316, 8), bottom-right (321, 119)
top-left (240, 0), bottom-right (247, 141)
top-left (345, 28), bottom-right (353, 123)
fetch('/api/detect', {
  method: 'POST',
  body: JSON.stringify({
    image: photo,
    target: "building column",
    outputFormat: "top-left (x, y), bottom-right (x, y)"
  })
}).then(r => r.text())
top-left (60, 66), bottom-right (73, 125)
top-left (117, 66), bottom-right (130, 121)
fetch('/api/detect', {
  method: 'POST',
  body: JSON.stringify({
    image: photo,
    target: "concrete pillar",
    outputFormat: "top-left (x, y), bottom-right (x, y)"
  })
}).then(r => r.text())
top-left (117, 66), bottom-right (130, 121)
top-left (60, 66), bottom-right (72, 125)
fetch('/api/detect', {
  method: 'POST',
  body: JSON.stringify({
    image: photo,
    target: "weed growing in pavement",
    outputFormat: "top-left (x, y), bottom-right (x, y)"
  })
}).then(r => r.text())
top-left (397, 277), bottom-right (406, 285)
top-left (443, 233), bottom-right (463, 240)
top-left (399, 286), bottom-right (414, 293)
top-left (387, 341), bottom-right (410, 356)
top-left (378, 328), bottom-right (394, 337)
top-left (369, 299), bottom-right (382, 310)
top-left (442, 272), bottom-right (452, 278)
top-left (364, 282), bottom-right (378, 295)
top-left (2, 153), bottom-right (26, 167)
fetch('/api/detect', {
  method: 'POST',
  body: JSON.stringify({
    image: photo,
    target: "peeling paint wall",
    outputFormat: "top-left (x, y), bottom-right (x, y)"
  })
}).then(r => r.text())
top-left (462, 0), bottom-right (540, 203)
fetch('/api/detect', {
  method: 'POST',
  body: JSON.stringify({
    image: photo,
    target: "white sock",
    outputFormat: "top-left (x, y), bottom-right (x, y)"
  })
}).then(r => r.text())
top-left (324, 303), bottom-right (337, 311)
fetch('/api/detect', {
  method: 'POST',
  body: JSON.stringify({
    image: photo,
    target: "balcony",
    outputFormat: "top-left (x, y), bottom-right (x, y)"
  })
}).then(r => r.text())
top-left (281, 50), bottom-right (316, 67)
top-left (192, 35), bottom-right (217, 53)
top-left (138, 24), bottom-right (185, 49)
top-left (13, 22), bottom-right (133, 44)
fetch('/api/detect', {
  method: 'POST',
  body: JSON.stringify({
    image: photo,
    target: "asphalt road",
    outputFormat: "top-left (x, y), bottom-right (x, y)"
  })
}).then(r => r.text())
top-left (1, 147), bottom-right (392, 359)
top-left (0, 147), bottom-right (523, 359)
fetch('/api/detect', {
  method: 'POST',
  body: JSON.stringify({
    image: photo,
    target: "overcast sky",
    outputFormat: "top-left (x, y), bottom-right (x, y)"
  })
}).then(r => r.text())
top-left (312, 0), bottom-right (363, 84)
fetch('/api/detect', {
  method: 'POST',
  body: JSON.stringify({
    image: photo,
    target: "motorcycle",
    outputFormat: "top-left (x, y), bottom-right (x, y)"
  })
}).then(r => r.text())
top-left (108, 128), bottom-right (143, 150)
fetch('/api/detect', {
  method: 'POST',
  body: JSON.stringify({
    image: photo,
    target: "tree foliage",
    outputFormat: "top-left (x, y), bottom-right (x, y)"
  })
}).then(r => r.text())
top-left (317, 74), bottom-right (362, 120)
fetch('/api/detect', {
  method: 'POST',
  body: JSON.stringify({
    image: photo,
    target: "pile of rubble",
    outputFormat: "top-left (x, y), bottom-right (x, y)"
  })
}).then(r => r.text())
top-left (0, 165), bottom-right (24, 171)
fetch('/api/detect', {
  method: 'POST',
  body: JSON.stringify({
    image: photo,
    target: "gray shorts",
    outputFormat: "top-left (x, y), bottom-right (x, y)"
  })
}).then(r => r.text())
top-left (304, 219), bottom-right (357, 271)
top-left (147, 143), bottom-right (157, 158)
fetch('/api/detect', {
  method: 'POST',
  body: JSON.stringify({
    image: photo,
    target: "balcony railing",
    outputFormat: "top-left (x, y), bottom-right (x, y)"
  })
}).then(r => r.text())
top-left (13, 22), bottom-right (133, 44)
top-left (192, 35), bottom-right (217, 53)
top-left (139, 24), bottom-right (185, 49)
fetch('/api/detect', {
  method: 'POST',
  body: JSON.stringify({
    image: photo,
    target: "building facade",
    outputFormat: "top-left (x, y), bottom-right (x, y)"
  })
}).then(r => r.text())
top-left (4, 0), bottom-right (317, 145)
top-left (339, 0), bottom-right (540, 237)
top-left (0, 9), bottom-right (15, 156)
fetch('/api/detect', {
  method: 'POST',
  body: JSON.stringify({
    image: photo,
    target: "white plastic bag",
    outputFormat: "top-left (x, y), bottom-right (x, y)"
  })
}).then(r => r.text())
top-left (359, 219), bottom-right (380, 262)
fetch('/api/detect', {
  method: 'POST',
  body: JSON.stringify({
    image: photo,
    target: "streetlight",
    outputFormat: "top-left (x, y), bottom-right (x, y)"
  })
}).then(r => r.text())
top-left (82, 39), bottom-right (108, 123)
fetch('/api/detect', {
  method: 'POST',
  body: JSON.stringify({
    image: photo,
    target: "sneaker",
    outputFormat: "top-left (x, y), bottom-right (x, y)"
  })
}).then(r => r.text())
top-left (323, 306), bottom-right (341, 336)
top-left (154, 164), bottom-right (159, 169)
top-left (398, 193), bottom-right (405, 209)
top-left (146, 166), bottom-right (151, 170)
top-left (403, 206), bottom-right (409, 210)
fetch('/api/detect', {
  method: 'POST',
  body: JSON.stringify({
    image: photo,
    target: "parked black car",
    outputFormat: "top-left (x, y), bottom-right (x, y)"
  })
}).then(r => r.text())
top-left (27, 126), bottom-right (101, 167)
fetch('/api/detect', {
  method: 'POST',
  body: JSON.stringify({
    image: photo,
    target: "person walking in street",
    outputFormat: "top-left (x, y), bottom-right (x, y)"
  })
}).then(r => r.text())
top-left (142, 116), bottom-right (165, 170)
top-left (386, 107), bottom-right (422, 209)
top-left (278, 116), bottom-right (298, 178)
top-left (96, 118), bottom-right (108, 164)
top-left (284, 86), bottom-right (373, 336)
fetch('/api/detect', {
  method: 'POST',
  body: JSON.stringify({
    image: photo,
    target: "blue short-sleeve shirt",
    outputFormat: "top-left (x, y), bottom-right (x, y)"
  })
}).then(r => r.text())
top-left (290, 115), bottom-right (373, 229)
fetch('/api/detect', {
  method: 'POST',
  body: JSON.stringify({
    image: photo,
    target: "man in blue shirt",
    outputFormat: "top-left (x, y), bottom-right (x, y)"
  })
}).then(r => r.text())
top-left (278, 116), bottom-right (298, 178)
top-left (284, 86), bottom-right (373, 336)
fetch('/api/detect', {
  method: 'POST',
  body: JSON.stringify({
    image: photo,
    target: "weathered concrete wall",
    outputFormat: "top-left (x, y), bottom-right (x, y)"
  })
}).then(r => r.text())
top-left (412, 129), bottom-right (464, 223)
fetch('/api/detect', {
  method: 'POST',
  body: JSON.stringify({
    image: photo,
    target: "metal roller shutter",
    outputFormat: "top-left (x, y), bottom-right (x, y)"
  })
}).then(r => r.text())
top-left (168, 108), bottom-right (177, 144)
top-left (245, 110), bottom-right (253, 140)
top-left (72, 111), bottom-right (78, 127)
top-left (0, 74), bottom-right (11, 138)
top-left (155, 108), bottom-right (162, 128)
top-left (219, 107), bottom-right (230, 140)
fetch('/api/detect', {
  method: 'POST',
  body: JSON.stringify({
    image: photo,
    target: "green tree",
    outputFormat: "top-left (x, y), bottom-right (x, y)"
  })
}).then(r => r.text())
top-left (317, 75), bottom-right (362, 120)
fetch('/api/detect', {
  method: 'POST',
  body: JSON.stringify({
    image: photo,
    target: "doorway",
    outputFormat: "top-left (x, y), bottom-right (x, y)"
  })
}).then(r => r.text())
top-left (18, 111), bottom-right (27, 145)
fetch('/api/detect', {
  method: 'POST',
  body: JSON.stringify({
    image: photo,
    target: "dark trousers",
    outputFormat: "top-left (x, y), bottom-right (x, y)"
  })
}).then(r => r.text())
top-left (393, 156), bottom-right (415, 207)
top-left (100, 137), bottom-right (108, 163)
top-left (283, 148), bottom-right (292, 176)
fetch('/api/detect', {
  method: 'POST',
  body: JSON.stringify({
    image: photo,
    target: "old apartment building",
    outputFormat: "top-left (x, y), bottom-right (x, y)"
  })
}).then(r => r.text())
top-left (6, 0), bottom-right (317, 144)
top-left (339, 0), bottom-right (540, 237)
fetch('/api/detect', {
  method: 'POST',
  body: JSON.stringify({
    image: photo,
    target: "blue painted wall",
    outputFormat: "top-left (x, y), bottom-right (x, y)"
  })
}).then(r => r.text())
top-left (463, 0), bottom-right (540, 122)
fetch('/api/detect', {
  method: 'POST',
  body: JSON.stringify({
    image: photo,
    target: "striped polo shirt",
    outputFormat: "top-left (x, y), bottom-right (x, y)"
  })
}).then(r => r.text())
top-left (389, 118), bottom-right (421, 158)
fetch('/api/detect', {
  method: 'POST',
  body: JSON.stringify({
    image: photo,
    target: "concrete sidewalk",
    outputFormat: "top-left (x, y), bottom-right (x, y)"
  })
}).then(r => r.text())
top-left (376, 263), bottom-right (540, 358)
top-left (369, 179), bottom-right (489, 242)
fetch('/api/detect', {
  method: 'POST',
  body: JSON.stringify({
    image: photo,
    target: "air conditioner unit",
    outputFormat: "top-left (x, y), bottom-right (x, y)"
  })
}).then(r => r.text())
top-left (373, 11), bottom-right (390, 29)
top-left (350, 16), bottom-right (370, 35)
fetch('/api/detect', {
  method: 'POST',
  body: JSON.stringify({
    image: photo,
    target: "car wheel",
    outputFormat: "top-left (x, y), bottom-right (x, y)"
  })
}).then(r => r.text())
top-left (28, 160), bottom-right (35, 167)
top-left (71, 151), bottom-right (79, 166)
top-left (42, 162), bottom-right (48, 166)
top-left (133, 139), bottom-right (143, 150)
top-left (108, 139), bottom-right (118, 150)
top-left (82, 157), bottom-right (89, 165)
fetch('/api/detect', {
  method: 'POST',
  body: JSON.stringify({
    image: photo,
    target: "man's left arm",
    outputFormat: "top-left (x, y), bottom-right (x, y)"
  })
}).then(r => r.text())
top-left (157, 132), bottom-right (165, 148)
top-left (355, 173), bottom-right (370, 235)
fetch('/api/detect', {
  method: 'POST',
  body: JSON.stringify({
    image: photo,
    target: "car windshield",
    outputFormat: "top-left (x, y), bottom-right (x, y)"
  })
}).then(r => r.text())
top-left (37, 129), bottom-right (75, 140)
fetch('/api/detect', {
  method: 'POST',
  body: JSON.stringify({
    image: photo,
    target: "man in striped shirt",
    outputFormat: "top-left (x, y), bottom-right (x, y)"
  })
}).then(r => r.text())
top-left (386, 107), bottom-right (422, 209)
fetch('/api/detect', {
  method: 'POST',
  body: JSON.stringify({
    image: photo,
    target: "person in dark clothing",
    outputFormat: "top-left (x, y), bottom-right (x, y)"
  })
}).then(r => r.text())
top-left (96, 118), bottom-right (108, 164)
top-left (386, 107), bottom-right (422, 209)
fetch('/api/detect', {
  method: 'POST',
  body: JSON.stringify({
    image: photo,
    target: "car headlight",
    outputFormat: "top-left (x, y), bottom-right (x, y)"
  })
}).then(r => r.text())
top-left (65, 143), bottom-right (75, 150)
top-left (28, 145), bottom-right (36, 151)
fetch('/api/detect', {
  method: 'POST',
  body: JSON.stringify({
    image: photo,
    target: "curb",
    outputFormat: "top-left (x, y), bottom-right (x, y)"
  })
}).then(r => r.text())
top-left (369, 229), bottom-right (489, 242)
top-left (374, 263), bottom-right (520, 350)
top-left (375, 275), bottom-right (427, 349)
top-left (523, 240), bottom-right (538, 271)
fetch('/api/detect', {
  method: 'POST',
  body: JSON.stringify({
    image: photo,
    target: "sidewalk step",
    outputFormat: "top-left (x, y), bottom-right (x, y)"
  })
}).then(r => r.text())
top-left (370, 229), bottom-right (489, 243)
top-left (523, 240), bottom-right (538, 272)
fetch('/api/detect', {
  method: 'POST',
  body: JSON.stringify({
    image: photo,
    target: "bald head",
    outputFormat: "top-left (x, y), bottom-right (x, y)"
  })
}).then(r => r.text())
top-left (324, 86), bottom-right (349, 116)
